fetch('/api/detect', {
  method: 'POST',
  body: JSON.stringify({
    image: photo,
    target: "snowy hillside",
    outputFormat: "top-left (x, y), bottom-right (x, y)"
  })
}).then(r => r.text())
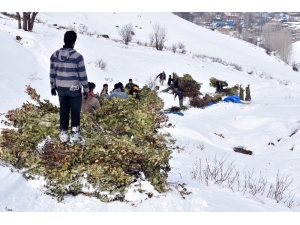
top-left (0, 12), bottom-right (300, 213)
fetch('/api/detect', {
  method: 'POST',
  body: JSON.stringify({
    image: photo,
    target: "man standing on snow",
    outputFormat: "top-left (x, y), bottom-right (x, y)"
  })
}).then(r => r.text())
top-left (50, 30), bottom-right (89, 143)
top-left (173, 78), bottom-right (179, 96)
top-left (156, 71), bottom-right (166, 85)
top-left (174, 89), bottom-right (185, 107)
top-left (167, 75), bottom-right (173, 86)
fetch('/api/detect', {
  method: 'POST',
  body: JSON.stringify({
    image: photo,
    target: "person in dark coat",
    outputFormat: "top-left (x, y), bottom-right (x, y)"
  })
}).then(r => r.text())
top-left (156, 71), bottom-right (166, 85)
top-left (174, 89), bottom-right (185, 107)
top-left (98, 83), bottom-right (108, 106)
top-left (173, 78), bottom-right (179, 96)
top-left (118, 82), bottom-right (125, 92)
top-left (216, 81), bottom-right (221, 93)
top-left (100, 84), bottom-right (108, 98)
top-left (129, 85), bottom-right (140, 100)
top-left (167, 75), bottom-right (173, 86)
top-left (125, 78), bottom-right (137, 90)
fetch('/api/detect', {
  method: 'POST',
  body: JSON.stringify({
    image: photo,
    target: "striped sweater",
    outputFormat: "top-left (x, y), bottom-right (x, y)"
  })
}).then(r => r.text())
top-left (50, 48), bottom-right (89, 92)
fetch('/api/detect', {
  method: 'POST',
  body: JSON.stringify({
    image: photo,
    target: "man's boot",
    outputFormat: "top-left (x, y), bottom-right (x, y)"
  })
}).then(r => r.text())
top-left (70, 126), bottom-right (82, 143)
top-left (59, 130), bottom-right (69, 143)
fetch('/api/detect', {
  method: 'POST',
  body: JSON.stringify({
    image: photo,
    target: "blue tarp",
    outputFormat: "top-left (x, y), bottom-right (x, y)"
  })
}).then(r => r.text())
top-left (223, 95), bottom-right (242, 103)
top-left (164, 111), bottom-right (184, 116)
top-left (207, 101), bottom-right (217, 106)
top-left (228, 21), bottom-right (235, 26)
top-left (202, 101), bottom-right (217, 109)
top-left (216, 22), bottom-right (225, 27)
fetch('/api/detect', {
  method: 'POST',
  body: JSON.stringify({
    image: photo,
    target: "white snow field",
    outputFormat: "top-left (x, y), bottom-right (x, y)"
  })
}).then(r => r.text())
top-left (0, 12), bottom-right (300, 215)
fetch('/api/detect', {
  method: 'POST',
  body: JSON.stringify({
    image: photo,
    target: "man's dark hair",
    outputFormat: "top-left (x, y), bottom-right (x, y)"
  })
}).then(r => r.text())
top-left (103, 83), bottom-right (108, 87)
top-left (129, 79), bottom-right (132, 81)
top-left (64, 30), bottom-right (77, 45)
top-left (114, 83), bottom-right (120, 89)
top-left (88, 82), bottom-right (96, 90)
top-left (119, 82), bottom-right (124, 89)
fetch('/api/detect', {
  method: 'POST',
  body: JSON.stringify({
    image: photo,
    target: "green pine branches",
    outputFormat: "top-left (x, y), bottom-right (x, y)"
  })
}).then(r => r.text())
top-left (0, 85), bottom-right (172, 202)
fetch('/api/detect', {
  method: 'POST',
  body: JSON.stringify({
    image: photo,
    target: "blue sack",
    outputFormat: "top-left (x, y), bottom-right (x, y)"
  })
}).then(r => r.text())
top-left (202, 101), bottom-right (217, 109)
top-left (164, 111), bottom-right (184, 116)
top-left (223, 95), bottom-right (242, 103)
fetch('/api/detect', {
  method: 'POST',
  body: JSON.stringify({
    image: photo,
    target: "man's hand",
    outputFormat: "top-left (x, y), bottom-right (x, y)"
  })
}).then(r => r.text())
top-left (83, 92), bottom-right (88, 100)
top-left (51, 88), bottom-right (57, 96)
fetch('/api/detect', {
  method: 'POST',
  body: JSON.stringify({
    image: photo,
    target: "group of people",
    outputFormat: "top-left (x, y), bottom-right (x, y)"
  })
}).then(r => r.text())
top-left (50, 30), bottom-right (140, 143)
top-left (82, 79), bottom-right (140, 112)
top-left (156, 71), bottom-right (178, 88)
top-left (81, 79), bottom-right (140, 113)
top-left (156, 71), bottom-right (185, 107)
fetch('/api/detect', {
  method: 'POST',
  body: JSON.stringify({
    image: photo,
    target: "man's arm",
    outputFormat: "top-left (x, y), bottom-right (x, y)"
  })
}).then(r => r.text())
top-left (76, 55), bottom-right (89, 92)
top-left (50, 54), bottom-right (56, 89)
top-left (105, 93), bottom-right (114, 99)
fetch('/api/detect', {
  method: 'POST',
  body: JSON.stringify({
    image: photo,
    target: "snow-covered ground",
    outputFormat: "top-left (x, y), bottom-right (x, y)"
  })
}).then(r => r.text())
top-left (0, 12), bottom-right (300, 217)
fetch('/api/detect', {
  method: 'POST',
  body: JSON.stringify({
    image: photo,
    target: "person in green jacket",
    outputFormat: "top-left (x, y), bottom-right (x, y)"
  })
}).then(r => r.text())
top-left (125, 78), bottom-right (137, 90)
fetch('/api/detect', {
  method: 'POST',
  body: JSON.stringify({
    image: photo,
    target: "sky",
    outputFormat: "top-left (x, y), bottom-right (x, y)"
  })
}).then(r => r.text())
top-left (3, 0), bottom-right (300, 12)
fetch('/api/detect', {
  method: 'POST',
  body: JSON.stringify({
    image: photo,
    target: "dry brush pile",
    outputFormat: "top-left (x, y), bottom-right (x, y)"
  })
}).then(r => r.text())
top-left (0, 85), bottom-right (172, 202)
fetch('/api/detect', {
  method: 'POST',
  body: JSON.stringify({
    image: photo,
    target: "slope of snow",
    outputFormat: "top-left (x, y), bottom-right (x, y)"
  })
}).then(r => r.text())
top-left (0, 12), bottom-right (300, 213)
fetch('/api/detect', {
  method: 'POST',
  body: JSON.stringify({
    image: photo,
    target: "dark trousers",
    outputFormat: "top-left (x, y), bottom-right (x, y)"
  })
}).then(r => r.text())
top-left (179, 99), bottom-right (183, 106)
top-left (174, 88), bottom-right (179, 96)
top-left (57, 87), bottom-right (82, 131)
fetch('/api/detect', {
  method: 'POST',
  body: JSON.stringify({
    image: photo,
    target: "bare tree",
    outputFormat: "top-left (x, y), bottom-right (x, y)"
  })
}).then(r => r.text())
top-left (16, 12), bottom-right (21, 29)
top-left (118, 23), bottom-right (134, 45)
top-left (171, 43), bottom-right (177, 53)
top-left (78, 24), bottom-right (88, 34)
top-left (267, 170), bottom-right (293, 203)
top-left (29, 12), bottom-right (38, 31)
top-left (276, 29), bottom-right (293, 64)
top-left (145, 75), bottom-right (157, 90)
top-left (176, 12), bottom-right (194, 22)
top-left (22, 12), bottom-right (28, 31)
top-left (244, 12), bottom-right (253, 29)
top-left (236, 24), bottom-right (243, 34)
top-left (262, 21), bottom-right (293, 63)
top-left (177, 42), bottom-right (185, 50)
top-left (149, 23), bottom-right (167, 51)
top-left (18, 12), bottom-right (38, 31)
top-left (241, 29), bottom-right (250, 42)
